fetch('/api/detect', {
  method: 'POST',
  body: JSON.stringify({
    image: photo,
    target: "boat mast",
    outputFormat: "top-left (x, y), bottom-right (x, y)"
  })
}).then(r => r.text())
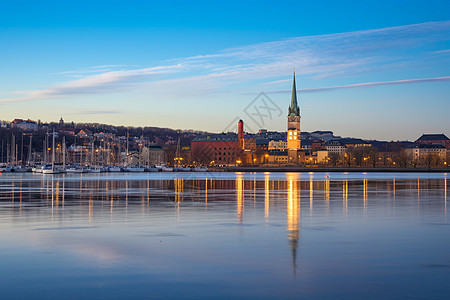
top-left (28, 134), bottom-right (32, 166)
top-left (80, 140), bottom-right (83, 167)
top-left (91, 141), bottom-right (94, 167)
top-left (20, 132), bottom-right (24, 166)
top-left (51, 130), bottom-right (56, 171)
top-left (11, 134), bottom-right (15, 166)
top-left (175, 132), bottom-right (181, 168)
top-left (126, 130), bottom-right (129, 166)
top-left (62, 136), bottom-right (66, 169)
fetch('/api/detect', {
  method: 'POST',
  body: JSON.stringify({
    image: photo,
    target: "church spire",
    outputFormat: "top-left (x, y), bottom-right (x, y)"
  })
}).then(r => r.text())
top-left (288, 71), bottom-right (300, 117)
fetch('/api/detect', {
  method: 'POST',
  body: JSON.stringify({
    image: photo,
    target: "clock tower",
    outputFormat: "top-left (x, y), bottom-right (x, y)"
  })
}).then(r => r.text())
top-left (287, 71), bottom-right (301, 163)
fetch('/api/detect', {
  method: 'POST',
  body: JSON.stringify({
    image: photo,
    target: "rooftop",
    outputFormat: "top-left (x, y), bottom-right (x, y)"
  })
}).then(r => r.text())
top-left (192, 133), bottom-right (238, 142)
top-left (408, 144), bottom-right (446, 149)
top-left (416, 134), bottom-right (449, 141)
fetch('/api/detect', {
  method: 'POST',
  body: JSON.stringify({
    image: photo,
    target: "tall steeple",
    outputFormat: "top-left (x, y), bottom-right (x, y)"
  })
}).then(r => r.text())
top-left (288, 71), bottom-right (300, 117)
top-left (287, 70), bottom-right (301, 164)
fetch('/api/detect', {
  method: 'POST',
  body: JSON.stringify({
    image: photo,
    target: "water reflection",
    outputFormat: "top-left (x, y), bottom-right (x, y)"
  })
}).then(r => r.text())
top-left (236, 174), bottom-right (244, 223)
top-left (309, 175), bottom-right (313, 216)
top-left (343, 180), bottom-right (348, 214)
top-left (363, 179), bottom-right (368, 214)
top-left (286, 173), bottom-right (300, 275)
top-left (0, 172), bottom-right (449, 299)
top-left (264, 173), bottom-right (270, 219)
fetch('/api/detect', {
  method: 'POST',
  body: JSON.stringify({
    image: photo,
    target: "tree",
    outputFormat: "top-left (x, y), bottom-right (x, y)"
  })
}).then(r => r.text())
top-left (394, 150), bottom-right (410, 168)
top-left (421, 153), bottom-right (441, 168)
top-left (352, 147), bottom-right (370, 167)
top-left (368, 147), bottom-right (379, 167)
top-left (329, 152), bottom-right (341, 166)
top-left (343, 149), bottom-right (353, 167)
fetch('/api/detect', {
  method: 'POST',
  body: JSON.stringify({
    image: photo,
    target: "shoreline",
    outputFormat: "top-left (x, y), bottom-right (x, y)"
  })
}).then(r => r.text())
top-left (222, 166), bottom-right (449, 173)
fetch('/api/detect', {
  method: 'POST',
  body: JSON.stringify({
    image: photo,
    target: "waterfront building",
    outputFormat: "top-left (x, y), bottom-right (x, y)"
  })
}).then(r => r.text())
top-left (268, 150), bottom-right (288, 164)
top-left (287, 72), bottom-right (301, 164)
top-left (406, 144), bottom-right (447, 161)
top-left (141, 146), bottom-right (164, 165)
top-left (303, 150), bottom-right (329, 165)
top-left (191, 132), bottom-right (241, 166)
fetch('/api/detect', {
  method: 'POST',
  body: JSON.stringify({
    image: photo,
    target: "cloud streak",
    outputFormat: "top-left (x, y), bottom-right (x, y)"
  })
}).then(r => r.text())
top-left (1, 21), bottom-right (450, 103)
top-left (1, 64), bottom-right (184, 102)
top-left (269, 76), bottom-right (450, 94)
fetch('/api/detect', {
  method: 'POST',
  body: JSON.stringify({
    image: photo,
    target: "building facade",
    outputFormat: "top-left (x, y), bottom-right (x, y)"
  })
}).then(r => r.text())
top-left (191, 133), bottom-right (241, 166)
top-left (406, 144), bottom-right (447, 161)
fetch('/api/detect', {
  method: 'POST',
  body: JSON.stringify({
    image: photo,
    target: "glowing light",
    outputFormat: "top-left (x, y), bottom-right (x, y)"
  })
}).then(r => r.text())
top-left (264, 173), bottom-right (270, 219)
top-left (236, 175), bottom-right (244, 223)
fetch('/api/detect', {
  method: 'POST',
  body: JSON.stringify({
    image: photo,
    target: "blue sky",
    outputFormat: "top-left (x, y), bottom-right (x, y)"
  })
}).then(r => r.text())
top-left (0, 0), bottom-right (449, 140)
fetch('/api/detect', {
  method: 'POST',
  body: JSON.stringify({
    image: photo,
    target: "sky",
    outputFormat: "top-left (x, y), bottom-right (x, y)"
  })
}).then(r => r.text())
top-left (0, 0), bottom-right (449, 141)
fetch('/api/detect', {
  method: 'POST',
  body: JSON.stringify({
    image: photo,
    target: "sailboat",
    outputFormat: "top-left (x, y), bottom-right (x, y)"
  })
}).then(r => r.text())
top-left (173, 134), bottom-right (190, 171)
top-left (42, 130), bottom-right (60, 174)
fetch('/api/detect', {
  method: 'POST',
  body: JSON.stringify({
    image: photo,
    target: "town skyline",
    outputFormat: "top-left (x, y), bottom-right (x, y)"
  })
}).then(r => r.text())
top-left (1, 1), bottom-right (449, 140)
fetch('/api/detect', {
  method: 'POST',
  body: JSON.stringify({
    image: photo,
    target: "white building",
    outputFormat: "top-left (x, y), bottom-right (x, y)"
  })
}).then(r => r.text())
top-left (406, 144), bottom-right (447, 161)
top-left (268, 140), bottom-right (287, 150)
top-left (325, 140), bottom-right (346, 154)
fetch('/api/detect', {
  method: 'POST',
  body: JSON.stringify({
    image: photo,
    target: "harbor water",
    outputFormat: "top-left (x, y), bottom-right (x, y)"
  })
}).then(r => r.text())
top-left (0, 172), bottom-right (448, 299)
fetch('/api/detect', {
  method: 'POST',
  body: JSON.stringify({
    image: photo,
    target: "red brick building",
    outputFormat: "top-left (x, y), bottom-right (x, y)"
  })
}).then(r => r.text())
top-left (191, 134), bottom-right (241, 165)
top-left (191, 120), bottom-right (249, 166)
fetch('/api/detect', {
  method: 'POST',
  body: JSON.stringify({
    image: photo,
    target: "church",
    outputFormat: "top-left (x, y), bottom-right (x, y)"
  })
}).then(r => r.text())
top-left (287, 71), bottom-right (302, 164)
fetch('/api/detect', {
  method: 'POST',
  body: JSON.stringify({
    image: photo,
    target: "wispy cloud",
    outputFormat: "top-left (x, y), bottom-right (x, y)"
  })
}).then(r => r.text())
top-left (53, 68), bottom-right (115, 75)
top-left (1, 64), bottom-right (184, 102)
top-left (1, 21), bottom-right (450, 103)
top-left (269, 76), bottom-right (450, 94)
top-left (70, 110), bottom-right (122, 115)
top-left (431, 49), bottom-right (450, 54)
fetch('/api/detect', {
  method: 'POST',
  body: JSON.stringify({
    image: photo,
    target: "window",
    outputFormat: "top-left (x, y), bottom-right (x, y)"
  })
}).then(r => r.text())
top-left (289, 131), bottom-right (292, 135)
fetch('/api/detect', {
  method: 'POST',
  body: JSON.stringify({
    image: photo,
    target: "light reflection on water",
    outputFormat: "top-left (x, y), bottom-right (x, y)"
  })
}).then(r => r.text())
top-left (0, 172), bottom-right (448, 299)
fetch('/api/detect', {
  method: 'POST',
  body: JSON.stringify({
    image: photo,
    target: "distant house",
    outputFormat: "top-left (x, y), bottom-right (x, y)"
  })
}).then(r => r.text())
top-left (325, 140), bottom-right (346, 154)
top-left (268, 140), bottom-right (287, 150)
top-left (339, 138), bottom-right (371, 148)
top-left (61, 130), bottom-right (76, 136)
top-left (77, 129), bottom-right (91, 139)
top-left (10, 119), bottom-right (39, 131)
top-left (415, 134), bottom-right (450, 148)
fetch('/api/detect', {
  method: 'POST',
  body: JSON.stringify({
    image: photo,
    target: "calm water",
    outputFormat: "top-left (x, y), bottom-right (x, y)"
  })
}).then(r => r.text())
top-left (0, 172), bottom-right (448, 299)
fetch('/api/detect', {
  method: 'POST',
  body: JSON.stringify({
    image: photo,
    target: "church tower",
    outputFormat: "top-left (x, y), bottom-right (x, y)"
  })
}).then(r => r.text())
top-left (287, 71), bottom-right (301, 163)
